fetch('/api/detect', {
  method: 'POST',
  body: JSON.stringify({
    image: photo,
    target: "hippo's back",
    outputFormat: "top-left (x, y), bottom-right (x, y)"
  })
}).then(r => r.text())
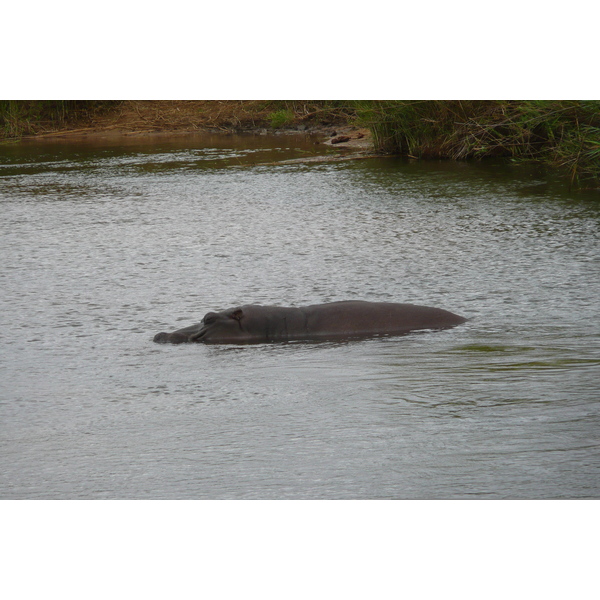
top-left (300, 301), bottom-right (466, 338)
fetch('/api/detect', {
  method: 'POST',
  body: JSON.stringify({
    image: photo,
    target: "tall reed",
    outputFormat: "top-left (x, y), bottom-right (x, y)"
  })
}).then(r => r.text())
top-left (358, 100), bottom-right (600, 188)
top-left (0, 100), bottom-right (114, 138)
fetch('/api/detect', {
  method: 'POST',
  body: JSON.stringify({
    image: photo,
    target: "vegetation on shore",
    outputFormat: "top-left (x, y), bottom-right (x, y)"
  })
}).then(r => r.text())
top-left (2, 100), bottom-right (598, 188)
top-left (0, 100), bottom-right (115, 138)
top-left (0, 100), bottom-right (351, 138)
top-left (357, 100), bottom-right (600, 188)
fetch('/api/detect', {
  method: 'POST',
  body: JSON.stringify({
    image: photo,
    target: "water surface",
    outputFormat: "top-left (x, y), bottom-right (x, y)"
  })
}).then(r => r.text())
top-left (1, 134), bottom-right (599, 498)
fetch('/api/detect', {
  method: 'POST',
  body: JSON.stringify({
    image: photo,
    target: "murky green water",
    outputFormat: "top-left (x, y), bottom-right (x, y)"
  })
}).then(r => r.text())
top-left (1, 133), bottom-right (599, 498)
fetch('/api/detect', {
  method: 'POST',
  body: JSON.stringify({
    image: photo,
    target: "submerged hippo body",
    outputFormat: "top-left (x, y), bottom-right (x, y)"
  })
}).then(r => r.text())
top-left (153, 301), bottom-right (466, 345)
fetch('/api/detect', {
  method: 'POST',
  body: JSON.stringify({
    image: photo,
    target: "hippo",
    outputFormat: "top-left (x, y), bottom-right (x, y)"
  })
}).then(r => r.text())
top-left (153, 301), bottom-right (466, 344)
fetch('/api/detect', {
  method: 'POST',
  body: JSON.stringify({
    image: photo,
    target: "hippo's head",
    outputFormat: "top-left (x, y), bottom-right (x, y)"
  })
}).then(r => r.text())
top-left (153, 307), bottom-right (258, 344)
top-left (188, 308), bottom-right (248, 343)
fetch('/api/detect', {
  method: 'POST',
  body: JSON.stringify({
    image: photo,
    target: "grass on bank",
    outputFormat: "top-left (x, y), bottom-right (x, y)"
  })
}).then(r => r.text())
top-left (0, 100), bottom-right (117, 138)
top-left (0, 100), bottom-right (352, 138)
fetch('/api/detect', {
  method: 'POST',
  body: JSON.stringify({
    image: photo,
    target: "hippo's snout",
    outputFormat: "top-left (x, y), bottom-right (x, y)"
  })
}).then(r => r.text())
top-left (154, 331), bottom-right (191, 344)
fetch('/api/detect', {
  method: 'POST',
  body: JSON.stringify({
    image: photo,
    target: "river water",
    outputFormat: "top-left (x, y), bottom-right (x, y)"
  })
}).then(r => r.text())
top-left (1, 133), bottom-right (599, 499)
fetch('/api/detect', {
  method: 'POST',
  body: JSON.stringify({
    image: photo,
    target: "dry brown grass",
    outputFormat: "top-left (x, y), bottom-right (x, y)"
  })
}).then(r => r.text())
top-left (2, 101), bottom-right (357, 139)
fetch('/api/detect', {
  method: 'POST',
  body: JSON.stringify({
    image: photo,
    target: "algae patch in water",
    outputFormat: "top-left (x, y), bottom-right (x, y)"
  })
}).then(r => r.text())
top-left (486, 358), bottom-right (600, 371)
top-left (446, 344), bottom-right (600, 371)
top-left (450, 344), bottom-right (536, 354)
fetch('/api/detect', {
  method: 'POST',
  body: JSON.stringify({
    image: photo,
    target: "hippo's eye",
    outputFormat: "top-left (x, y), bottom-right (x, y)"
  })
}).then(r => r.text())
top-left (203, 314), bottom-right (217, 325)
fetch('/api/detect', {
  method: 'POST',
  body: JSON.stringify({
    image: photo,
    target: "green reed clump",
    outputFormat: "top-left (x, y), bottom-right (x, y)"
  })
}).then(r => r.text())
top-left (358, 100), bottom-right (600, 188)
top-left (265, 101), bottom-right (357, 128)
top-left (268, 109), bottom-right (296, 128)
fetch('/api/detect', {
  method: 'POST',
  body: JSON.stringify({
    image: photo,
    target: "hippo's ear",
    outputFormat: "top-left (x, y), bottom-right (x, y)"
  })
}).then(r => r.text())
top-left (230, 308), bottom-right (244, 321)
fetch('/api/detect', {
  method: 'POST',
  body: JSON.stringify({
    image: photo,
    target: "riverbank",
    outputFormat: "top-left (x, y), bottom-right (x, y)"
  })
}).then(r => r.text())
top-left (360, 100), bottom-right (600, 189)
top-left (0, 100), bottom-right (372, 154)
top-left (0, 100), bottom-right (356, 137)
top-left (2, 100), bottom-right (598, 188)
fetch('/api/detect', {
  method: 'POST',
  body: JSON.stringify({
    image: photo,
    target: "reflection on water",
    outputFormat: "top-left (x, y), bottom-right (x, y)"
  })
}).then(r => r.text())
top-left (1, 134), bottom-right (599, 499)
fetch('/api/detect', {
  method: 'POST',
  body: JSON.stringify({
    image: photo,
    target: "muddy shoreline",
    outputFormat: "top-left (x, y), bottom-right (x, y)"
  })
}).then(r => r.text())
top-left (19, 124), bottom-right (374, 154)
top-left (13, 124), bottom-right (378, 165)
top-left (5, 101), bottom-right (375, 157)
